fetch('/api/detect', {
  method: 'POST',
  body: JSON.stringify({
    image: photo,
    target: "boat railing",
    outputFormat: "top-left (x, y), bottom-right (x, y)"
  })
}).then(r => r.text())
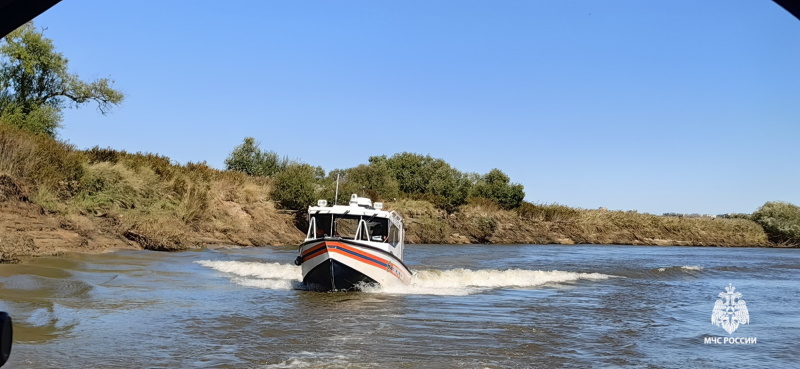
top-left (305, 217), bottom-right (317, 240)
top-left (354, 219), bottom-right (371, 242)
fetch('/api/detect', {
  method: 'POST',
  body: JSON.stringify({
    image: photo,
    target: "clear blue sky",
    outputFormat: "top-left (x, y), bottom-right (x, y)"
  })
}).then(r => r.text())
top-left (33, 0), bottom-right (799, 215)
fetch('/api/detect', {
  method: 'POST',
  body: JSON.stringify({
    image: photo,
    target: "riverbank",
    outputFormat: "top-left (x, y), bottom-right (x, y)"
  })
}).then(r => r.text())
top-left (0, 124), bottom-right (306, 262)
top-left (0, 186), bottom-right (778, 263)
top-left (0, 123), bottom-right (790, 263)
top-left (392, 199), bottom-right (771, 247)
top-left (0, 171), bottom-right (304, 262)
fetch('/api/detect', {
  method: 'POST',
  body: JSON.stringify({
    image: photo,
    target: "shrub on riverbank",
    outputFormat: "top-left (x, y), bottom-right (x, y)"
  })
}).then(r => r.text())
top-left (0, 124), bottom-right (303, 252)
top-left (0, 123), bottom-right (84, 193)
top-left (751, 201), bottom-right (800, 246)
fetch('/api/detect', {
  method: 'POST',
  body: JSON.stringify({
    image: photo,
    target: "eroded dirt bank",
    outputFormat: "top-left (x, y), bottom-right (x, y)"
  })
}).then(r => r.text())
top-left (0, 174), bottom-right (303, 262)
top-left (0, 183), bottom-right (780, 264)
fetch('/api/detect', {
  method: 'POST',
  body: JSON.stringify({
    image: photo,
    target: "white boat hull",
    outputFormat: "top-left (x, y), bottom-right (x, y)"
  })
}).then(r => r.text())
top-left (298, 238), bottom-right (412, 291)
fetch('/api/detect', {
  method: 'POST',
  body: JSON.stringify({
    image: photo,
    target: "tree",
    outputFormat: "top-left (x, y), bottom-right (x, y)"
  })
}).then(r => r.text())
top-left (471, 168), bottom-right (525, 209)
top-left (272, 163), bottom-right (319, 210)
top-left (406, 164), bottom-right (468, 212)
top-left (224, 137), bottom-right (287, 176)
top-left (0, 23), bottom-right (124, 136)
top-left (375, 152), bottom-right (473, 211)
top-left (342, 163), bottom-right (400, 201)
top-left (751, 201), bottom-right (800, 245)
top-left (379, 152), bottom-right (438, 195)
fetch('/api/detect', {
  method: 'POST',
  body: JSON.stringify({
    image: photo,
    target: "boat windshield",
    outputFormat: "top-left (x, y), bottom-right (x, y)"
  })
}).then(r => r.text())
top-left (311, 214), bottom-right (389, 242)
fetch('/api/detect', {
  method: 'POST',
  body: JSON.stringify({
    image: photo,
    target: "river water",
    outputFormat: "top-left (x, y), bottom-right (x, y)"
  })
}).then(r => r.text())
top-left (0, 244), bottom-right (797, 368)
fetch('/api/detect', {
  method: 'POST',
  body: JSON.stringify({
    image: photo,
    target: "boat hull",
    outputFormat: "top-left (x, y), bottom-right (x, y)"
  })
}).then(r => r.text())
top-left (299, 239), bottom-right (412, 292)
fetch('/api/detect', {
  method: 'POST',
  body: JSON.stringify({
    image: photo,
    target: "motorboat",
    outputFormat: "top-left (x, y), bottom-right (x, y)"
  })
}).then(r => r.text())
top-left (295, 194), bottom-right (413, 291)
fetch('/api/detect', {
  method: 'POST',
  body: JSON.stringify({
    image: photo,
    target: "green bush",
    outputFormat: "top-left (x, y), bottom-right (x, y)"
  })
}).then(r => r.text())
top-left (272, 163), bottom-right (318, 210)
top-left (372, 153), bottom-right (477, 212)
top-left (751, 201), bottom-right (800, 245)
top-left (340, 163), bottom-right (400, 202)
top-left (471, 168), bottom-right (525, 209)
top-left (472, 215), bottom-right (497, 243)
top-left (224, 137), bottom-right (288, 177)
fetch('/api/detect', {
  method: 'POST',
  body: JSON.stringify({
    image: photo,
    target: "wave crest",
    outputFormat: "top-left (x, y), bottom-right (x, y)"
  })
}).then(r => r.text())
top-left (655, 265), bottom-right (703, 272)
top-left (196, 260), bottom-right (301, 290)
top-left (363, 268), bottom-right (612, 295)
top-left (196, 261), bottom-right (612, 295)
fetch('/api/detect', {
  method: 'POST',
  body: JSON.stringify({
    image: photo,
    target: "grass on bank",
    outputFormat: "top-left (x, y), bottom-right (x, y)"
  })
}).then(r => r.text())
top-left (1, 123), bottom-right (283, 251)
top-left (0, 123), bottom-right (794, 249)
top-left (396, 201), bottom-right (770, 247)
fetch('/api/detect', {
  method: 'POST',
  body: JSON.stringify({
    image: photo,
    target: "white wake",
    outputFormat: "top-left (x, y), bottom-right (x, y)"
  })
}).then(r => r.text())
top-left (362, 268), bottom-right (612, 295)
top-left (656, 265), bottom-right (703, 272)
top-left (196, 260), bottom-right (302, 290)
top-left (196, 261), bottom-right (612, 295)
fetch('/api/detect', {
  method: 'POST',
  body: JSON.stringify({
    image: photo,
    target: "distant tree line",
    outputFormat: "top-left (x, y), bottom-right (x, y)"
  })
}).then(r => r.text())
top-left (224, 139), bottom-right (525, 213)
top-left (225, 137), bottom-right (800, 247)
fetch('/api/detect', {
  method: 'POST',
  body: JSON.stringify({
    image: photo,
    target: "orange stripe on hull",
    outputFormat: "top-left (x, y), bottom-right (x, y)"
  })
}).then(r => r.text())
top-left (300, 240), bottom-right (410, 283)
top-left (328, 247), bottom-right (386, 270)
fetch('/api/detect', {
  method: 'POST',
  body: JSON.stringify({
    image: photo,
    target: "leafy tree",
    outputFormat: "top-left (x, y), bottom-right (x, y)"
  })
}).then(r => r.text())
top-left (471, 168), bottom-right (525, 209)
top-left (427, 166), bottom-right (472, 212)
top-left (344, 162), bottom-right (400, 201)
top-left (378, 152), bottom-right (439, 195)
top-left (751, 201), bottom-right (800, 245)
top-left (0, 23), bottom-right (124, 136)
top-left (374, 152), bottom-right (473, 212)
top-left (315, 167), bottom-right (383, 206)
top-left (272, 163), bottom-right (319, 210)
top-left (224, 137), bottom-right (287, 177)
top-left (314, 170), bottom-right (347, 206)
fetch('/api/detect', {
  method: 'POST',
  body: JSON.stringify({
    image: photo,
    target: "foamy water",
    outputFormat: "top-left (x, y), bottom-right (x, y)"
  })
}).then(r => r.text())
top-left (261, 353), bottom-right (354, 369)
top-left (196, 260), bottom-right (613, 295)
top-left (369, 268), bottom-right (612, 295)
top-left (196, 260), bottom-right (302, 280)
top-left (196, 260), bottom-right (302, 290)
top-left (656, 265), bottom-right (703, 272)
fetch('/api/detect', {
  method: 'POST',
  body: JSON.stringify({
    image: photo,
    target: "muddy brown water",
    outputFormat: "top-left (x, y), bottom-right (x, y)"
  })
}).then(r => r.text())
top-left (0, 245), bottom-right (797, 368)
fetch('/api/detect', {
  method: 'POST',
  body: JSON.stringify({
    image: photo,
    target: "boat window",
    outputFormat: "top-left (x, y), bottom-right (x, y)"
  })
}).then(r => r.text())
top-left (388, 222), bottom-right (400, 246)
top-left (315, 214), bottom-right (391, 242)
top-left (333, 215), bottom-right (360, 239)
top-left (367, 218), bottom-right (389, 242)
top-left (310, 214), bottom-right (333, 238)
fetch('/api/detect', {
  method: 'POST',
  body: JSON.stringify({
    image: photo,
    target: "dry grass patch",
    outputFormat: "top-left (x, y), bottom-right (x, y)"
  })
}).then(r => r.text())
top-left (0, 231), bottom-right (37, 263)
top-left (577, 210), bottom-right (769, 246)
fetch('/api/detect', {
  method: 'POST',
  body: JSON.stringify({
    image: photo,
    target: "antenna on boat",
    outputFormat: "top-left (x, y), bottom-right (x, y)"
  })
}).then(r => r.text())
top-left (334, 173), bottom-right (340, 205)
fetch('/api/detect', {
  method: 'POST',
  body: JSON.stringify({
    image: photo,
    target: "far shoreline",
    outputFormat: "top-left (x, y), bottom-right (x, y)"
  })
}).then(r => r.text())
top-left (5, 238), bottom-right (796, 266)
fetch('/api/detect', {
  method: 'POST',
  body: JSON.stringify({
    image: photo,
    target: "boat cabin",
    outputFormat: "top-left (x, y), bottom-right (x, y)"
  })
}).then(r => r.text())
top-left (305, 194), bottom-right (404, 252)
